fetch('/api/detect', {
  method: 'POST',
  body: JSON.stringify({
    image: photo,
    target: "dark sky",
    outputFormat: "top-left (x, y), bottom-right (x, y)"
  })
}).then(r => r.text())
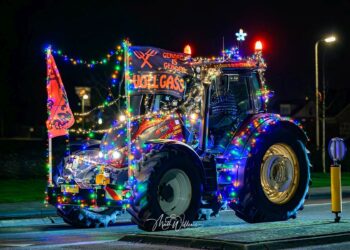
top-left (0, 0), bottom-right (349, 136)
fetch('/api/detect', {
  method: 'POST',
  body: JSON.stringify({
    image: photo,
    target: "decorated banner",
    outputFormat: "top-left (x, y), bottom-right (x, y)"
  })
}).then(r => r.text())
top-left (46, 50), bottom-right (75, 138)
top-left (129, 46), bottom-right (191, 98)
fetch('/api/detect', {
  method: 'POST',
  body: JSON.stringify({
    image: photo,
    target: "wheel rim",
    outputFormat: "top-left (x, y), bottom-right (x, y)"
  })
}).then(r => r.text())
top-left (260, 143), bottom-right (300, 205)
top-left (158, 169), bottom-right (192, 216)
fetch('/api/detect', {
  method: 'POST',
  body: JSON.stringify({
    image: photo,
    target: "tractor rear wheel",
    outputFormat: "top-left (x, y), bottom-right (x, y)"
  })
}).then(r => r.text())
top-left (232, 126), bottom-right (310, 223)
top-left (128, 148), bottom-right (202, 231)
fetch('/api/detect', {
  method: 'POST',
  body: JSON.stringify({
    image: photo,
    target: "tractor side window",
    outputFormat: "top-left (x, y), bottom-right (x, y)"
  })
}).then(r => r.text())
top-left (250, 73), bottom-right (262, 112)
top-left (130, 95), bottom-right (143, 116)
top-left (228, 75), bottom-right (250, 115)
top-left (210, 74), bottom-right (251, 120)
top-left (208, 74), bottom-right (251, 151)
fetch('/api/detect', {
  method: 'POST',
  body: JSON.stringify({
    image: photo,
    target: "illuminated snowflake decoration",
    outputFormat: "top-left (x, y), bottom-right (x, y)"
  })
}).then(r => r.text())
top-left (235, 29), bottom-right (247, 41)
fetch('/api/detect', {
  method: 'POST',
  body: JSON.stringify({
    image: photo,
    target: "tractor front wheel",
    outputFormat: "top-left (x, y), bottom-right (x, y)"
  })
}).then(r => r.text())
top-left (57, 206), bottom-right (122, 228)
top-left (129, 148), bottom-right (202, 231)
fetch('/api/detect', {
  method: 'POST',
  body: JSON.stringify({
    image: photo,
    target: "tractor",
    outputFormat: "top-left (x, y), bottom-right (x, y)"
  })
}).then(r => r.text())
top-left (47, 41), bottom-right (310, 231)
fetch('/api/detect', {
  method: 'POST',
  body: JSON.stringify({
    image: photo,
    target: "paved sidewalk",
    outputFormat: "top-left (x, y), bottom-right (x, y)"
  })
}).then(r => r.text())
top-left (0, 201), bottom-right (55, 219)
top-left (0, 187), bottom-right (349, 220)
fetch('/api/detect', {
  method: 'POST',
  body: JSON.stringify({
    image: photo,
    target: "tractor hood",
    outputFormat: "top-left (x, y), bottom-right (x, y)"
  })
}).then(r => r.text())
top-left (99, 113), bottom-right (184, 168)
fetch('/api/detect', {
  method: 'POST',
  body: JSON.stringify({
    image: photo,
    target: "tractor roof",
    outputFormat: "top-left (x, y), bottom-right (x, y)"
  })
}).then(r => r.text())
top-left (191, 57), bottom-right (266, 72)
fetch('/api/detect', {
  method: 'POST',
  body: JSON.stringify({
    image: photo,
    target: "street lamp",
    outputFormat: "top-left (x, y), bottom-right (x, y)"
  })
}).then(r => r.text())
top-left (324, 36), bottom-right (336, 43)
top-left (82, 94), bottom-right (89, 129)
top-left (315, 35), bottom-right (336, 173)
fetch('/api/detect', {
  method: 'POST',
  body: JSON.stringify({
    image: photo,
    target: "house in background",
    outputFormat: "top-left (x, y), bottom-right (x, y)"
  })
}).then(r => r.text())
top-left (326, 104), bottom-right (350, 140)
top-left (283, 99), bottom-right (350, 141)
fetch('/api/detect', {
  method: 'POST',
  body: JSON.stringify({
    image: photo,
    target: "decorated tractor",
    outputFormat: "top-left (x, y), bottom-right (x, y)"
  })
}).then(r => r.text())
top-left (47, 39), bottom-right (310, 231)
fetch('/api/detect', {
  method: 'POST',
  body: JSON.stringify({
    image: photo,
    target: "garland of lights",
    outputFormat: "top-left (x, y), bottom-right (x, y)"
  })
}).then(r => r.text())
top-left (68, 49), bottom-right (271, 137)
top-left (47, 44), bottom-right (125, 132)
top-left (68, 79), bottom-right (204, 136)
top-left (49, 45), bottom-right (123, 69)
top-left (74, 97), bottom-right (122, 117)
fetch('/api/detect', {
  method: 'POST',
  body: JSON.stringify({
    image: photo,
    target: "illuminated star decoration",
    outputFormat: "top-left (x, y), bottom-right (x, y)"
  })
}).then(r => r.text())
top-left (235, 29), bottom-right (247, 41)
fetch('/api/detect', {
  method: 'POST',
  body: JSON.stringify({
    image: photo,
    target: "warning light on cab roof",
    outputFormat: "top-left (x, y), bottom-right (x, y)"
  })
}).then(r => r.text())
top-left (184, 45), bottom-right (192, 55)
top-left (255, 41), bottom-right (263, 51)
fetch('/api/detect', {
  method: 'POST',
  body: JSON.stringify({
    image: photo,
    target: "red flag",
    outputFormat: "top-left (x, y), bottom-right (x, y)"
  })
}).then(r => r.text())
top-left (46, 49), bottom-right (75, 138)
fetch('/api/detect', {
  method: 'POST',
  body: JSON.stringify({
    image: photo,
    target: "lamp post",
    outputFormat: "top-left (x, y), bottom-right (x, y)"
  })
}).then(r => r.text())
top-left (315, 35), bottom-right (336, 173)
top-left (82, 94), bottom-right (89, 130)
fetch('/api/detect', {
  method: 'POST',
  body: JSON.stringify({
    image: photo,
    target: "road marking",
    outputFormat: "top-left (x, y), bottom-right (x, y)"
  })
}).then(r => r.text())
top-left (219, 201), bottom-right (350, 212)
top-left (31, 240), bottom-right (117, 248)
top-left (0, 244), bottom-right (33, 247)
top-left (305, 201), bottom-right (350, 207)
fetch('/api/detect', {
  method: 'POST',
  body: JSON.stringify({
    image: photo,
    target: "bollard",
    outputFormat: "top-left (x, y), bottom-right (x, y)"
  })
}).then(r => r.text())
top-left (328, 137), bottom-right (347, 223)
top-left (330, 164), bottom-right (342, 222)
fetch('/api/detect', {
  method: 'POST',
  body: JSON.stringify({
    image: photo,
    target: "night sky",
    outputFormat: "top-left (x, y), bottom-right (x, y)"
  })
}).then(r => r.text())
top-left (0, 0), bottom-right (349, 137)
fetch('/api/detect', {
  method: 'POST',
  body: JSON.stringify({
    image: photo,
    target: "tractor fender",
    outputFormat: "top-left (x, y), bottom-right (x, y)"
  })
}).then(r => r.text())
top-left (224, 113), bottom-right (308, 191)
top-left (226, 113), bottom-right (308, 161)
top-left (145, 139), bottom-right (206, 184)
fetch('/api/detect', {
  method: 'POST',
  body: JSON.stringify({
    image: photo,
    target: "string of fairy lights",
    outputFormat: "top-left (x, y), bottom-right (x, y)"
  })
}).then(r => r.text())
top-left (47, 43), bottom-right (125, 133)
top-left (50, 45), bottom-right (123, 68)
top-left (49, 34), bottom-right (271, 139)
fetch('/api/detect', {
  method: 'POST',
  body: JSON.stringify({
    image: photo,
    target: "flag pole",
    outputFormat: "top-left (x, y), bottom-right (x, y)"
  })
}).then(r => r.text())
top-left (48, 136), bottom-right (53, 186)
top-left (46, 46), bottom-right (53, 186)
top-left (45, 45), bottom-right (75, 187)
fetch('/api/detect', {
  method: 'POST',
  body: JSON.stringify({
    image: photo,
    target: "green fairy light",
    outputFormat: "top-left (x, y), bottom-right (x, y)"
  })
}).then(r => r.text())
top-left (137, 183), bottom-right (147, 193)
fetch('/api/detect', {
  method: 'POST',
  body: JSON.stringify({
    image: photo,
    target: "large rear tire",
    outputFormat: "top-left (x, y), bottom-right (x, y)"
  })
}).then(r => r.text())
top-left (232, 126), bottom-right (310, 223)
top-left (128, 148), bottom-right (202, 231)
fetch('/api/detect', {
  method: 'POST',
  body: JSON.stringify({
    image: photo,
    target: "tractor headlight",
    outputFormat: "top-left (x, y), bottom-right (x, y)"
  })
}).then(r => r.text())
top-left (112, 150), bottom-right (122, 160)
top-left (98, 151), bottom-right (104, 158)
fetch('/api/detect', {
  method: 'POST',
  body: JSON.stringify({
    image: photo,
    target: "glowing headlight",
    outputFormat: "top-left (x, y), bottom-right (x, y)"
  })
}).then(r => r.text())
top-left (118, 114), bottom-right (126, 122)
top-left (98, 152), bottom-right (104, 158)
top-left (112, 150), bottom-right (122, 159)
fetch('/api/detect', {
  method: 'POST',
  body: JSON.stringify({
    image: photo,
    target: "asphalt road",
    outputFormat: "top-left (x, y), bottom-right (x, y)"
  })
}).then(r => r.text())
top-left (0, 197), bottom-right (350, 249)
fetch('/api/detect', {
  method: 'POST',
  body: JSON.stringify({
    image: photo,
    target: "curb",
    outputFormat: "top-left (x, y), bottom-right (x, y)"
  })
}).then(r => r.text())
top-left (120, 231), bottom-right (350, 250)
top-left (0, 210), bottom-right (56, 220)
top-left (0, 217), bottom-right (63, 228)
top-left (309, 190), bottom-right (350, 200)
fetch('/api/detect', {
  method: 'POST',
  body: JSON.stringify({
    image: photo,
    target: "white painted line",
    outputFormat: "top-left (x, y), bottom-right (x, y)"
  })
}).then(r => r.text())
top-left (30, 240), bottom-right (117, 248)
top-left (0, 244), bottom-right (33, 247)
top-left (219, 201), bottom-right (350, 212)
top-left (305, 201), bottom-right (350, 207)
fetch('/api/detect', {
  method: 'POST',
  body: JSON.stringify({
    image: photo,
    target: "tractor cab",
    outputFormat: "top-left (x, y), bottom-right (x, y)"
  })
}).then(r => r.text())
top-left (207, 67), bottom-right (265, 151)
top-left (193, 57), bottom-right (267, 153)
